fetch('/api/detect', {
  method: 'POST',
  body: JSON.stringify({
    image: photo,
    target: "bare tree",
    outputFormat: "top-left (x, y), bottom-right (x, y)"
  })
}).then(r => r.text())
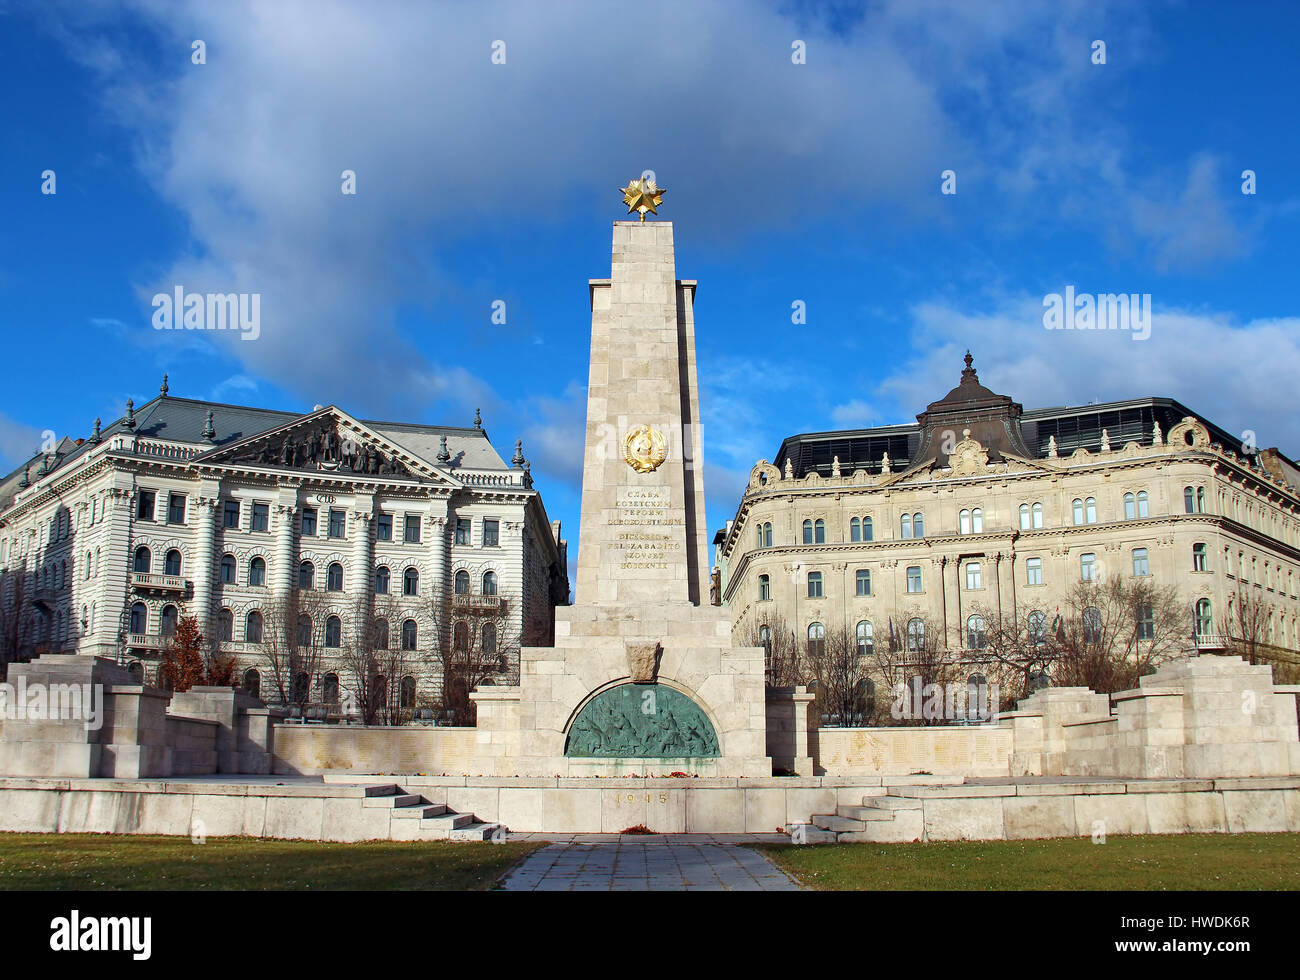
top-left (1220, 586), bottom-right (1273, 666)
top-left (734, 611), bottom-right (803, 688)
top-left (0, 564), bottom-right (34, 679)
top-left (257, 589), bottom-right (330, 708)
top-left (803, 622), bottom-right (878, 727)
top-left (437, 585), bottom-right (518, 726)
top-left (872, 611), bottom-right (963, 727)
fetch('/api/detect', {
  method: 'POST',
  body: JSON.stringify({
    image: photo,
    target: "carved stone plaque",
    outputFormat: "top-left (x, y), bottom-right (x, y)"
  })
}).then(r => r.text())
top-left (564, 684), bottom-right (719, 758)
top-left (626, 641), bottom-right (661, 684)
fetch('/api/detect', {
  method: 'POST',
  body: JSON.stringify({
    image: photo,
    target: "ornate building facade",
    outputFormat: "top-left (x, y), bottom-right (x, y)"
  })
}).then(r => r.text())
top-left (716, 353), bottom-right (1300, 683)
top-left (0, 379), bottom-right (569, 714)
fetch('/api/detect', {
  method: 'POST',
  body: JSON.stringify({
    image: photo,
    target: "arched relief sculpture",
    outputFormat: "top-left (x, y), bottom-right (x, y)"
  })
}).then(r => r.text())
top-left (565, 684), bottom-right (720, 758)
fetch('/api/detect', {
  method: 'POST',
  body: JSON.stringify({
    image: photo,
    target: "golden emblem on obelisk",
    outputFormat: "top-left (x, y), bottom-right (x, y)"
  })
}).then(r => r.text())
top-left (623, 424), bottom-right (667, 473)
top-left (620, 175), bottom-right (665, 221)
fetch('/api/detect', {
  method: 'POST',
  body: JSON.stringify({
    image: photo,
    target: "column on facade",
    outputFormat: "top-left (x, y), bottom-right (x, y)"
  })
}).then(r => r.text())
top-left (272, 497), bottom-right (297, 599)
top-left (949, 554), bottom-right (963, 652)
top-left (933, 555), bottom-right (948, 651)
top-left (425, 495), bottom-right (451, 657)
top-left (100, 479), bottom-right (136, 653)
top-left (190, 485), bottom-right (221, 640)
top-left (992, 550), bottom-right (1004, 628)
top-left (350, 495), bottom-right (374, 640)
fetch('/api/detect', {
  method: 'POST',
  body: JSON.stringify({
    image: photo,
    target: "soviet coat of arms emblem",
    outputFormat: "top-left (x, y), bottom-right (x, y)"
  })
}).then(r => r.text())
top-left (623, 424), bottom-right (667, 473)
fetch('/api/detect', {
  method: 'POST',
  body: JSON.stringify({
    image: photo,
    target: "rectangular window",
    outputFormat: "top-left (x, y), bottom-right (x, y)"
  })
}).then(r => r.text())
top-left (482, 519), bottom-right (499, 547)
top-left (137, 490), bottom-right (156, 521)
top-left (807, 572), bottom-right (823, 599)
top-left (1133, 548), bottom-right (1149, 576)
top-left (1081, 553), bottom-right (1096, 582)
top-left (455, 518), bottom-right (471, 545)
top-left (376, 513), bottom-right (393, 541)
top-left (300, 507), bottom-right (317, 537)
top-left (404, 514), bottom-right (422, 543)
top-left (1026, 557), bottom-right (1043, 586)
top-left (328, 509), bottom-right (346, 539)
top-left (906, 566), bottom-right (922, 594)
top-left (759, 575), bottom-right (770, 601)
top-left (251, 503), bottom-right (269, 533)
top-left (966, 562), bottom-right (982, 590)
top-left (168, 493), bottom-right (186, 524)
top-left (223, 500), bottom-right (240, 529)
top-left (855, 569), bottom-right (871, 597)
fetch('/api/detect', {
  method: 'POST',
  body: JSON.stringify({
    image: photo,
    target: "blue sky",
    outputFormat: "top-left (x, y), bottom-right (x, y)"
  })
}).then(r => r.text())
top-left (2, 0), bottom-right (1298, 591)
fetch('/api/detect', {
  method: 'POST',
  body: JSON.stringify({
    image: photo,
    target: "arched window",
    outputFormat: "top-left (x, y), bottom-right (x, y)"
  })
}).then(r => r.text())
top-left (862, 517), bottom-right (873, 541)
top-left (967, 614), bottom-right (987, 650)
top-left (900, 514), bottom-right (912, 539)
top-left (856, 621), bottom-right (874, 657)
top-left (249, 556), bottom-right (266, 587)
top-left (400, 676), bottom-right (416, 709)
top-left (758, 574), bottom-right (770, 601)
top-left (967, 673), bottom-right (989, 720)
top-left (1195, 599), bottom-right (1213, 636)
top-left (1137, 491), bottom-right (1148, 518)
top-left (1019, 503), bottom-right (1030, 530)
top-left (1085, 497), bottom-right (1097, 523)
top-left (806, 622), bottom-right (825, 656)
top-left (164, 549), bottom-right (182, 577)
top-left (299, 560), bottom-right (315, 589)
top-left (966, 561), bottom-right (982, 590)
top-left (84, 551), bottom-right (92, 579)
top-left (374, 618), bottom-right (390, 649)
top-left (129, 602), bottom-right (146, 634)
top-left (375, 566), bottom-right (390, 593)
top-left (1197, 487), bottom-right (1206, 512)
top-left (814, 519), bottom-right (825, 544)
top-left (959, 509), bottom-right (971, 535)
top-left (297, 614), bottom-right (312, 647)
top-left (220, 554), bottom-right (236, 584)
top-left (325, 616), bottom-right (341, 648)
top-left (855, 568), bottom-right (871, 596)
top-left (1124, 493), bottom-right (1136, 520)
top-left (291, 672), bottom-right (310, 703)
top-left (125, 661), bottom-right (143, 682)
top-left (218, 608), bottom-right (233, 642)
top-left (402, 619), bottom-right (418, 651)
top-left (972, 507), bottom-right (983, 532)
top-left (133, 546), bottom-right (151, 574)
top-left (160, 604), bottom-right (178, 636)
top-left (453, 621), bottom-right (469, 652)
top-left (327, 562), bottom-right (344, 591)
top-left (912, 513), bottom-right (924, 538)
top-left (906, 618), bottom-right (925, 652)
top-left (850, 517), bottom-right (861, 542)
top-left (763, 522), bottom-right (773, 547)
top-left (246, 610), bottom-right (264, 644)
top-left (807, 571), bottom-right (823, 598)
top-left (1031, 502), bottom-right (1043, 528)
top-left (323, 673), bottom-right (339, 704)
top-left (455, 570), bottom-right (470, 595)
top-left (243, 669), bottom-right (260, 699)
top-left (1028, 610), bottom-right (1046, 645)
top-left (802, 519), bottom-right (814, 544)
top-left (1072, 498), bottom-right (1084, 525)
top-left (1184, 486), bottom-right (1195, 514)
top-left (758, 625), bottom-right (772, 657)
top-left (1083, 607), bottom-right (1102, 644)
top-left (482, 571), bottom-right (498, 595)
top-left (404, 567), bottom-right (420, 596)
top-left (757, 525), bottom-right (764, 549)
top-left (482, 622), bottom-right (498, 654)
top-left (1192, 542), bottom-right (1208, 571)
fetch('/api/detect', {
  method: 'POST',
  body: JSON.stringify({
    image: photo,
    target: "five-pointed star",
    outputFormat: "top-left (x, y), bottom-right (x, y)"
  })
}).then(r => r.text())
top-left (620, 177), bottom-right (665, 220)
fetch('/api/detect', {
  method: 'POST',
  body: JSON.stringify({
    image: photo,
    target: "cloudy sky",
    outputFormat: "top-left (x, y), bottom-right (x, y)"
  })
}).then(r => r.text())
top-left (2, 0), bottom-right (1298, 589)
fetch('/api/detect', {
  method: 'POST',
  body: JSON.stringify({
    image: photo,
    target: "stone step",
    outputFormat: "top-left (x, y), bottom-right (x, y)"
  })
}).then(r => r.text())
top-left (838, 805), bottom-right (896, 822)
top-left (813, 814), bottom-right (866, 833)
top-left (449, 822), bottom-right (507, 842)
top-left (363, 793), bottom-right (423, 809)
top-left (391, 803), bottom-right (449, 819)
top-left (416, 812), bottom-right (476, 838)
top-left (786, 823), bottom-right (838, 845)
top-left (864, 795), bottom-right (924, 810)
top-left (838, 824), bottom-right (920, 844)
top-left (363, 784), bottom-right (403, 798)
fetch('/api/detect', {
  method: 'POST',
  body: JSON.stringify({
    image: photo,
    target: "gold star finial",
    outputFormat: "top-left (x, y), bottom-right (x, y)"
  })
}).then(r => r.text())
top-left (620, 175), bottom-right (665, 221)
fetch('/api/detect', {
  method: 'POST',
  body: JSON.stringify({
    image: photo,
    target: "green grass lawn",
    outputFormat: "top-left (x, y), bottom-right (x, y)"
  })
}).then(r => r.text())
top-left (757, 833), bottom-right (1300, 890)
top-left (0, 833), bottom-right (541, 891)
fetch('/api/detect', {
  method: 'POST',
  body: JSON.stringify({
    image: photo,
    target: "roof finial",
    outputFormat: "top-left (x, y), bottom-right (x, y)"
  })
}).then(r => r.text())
top-left (961, 349), bottom-right (978, 383)
top-left (202, 409), bottom-right (216, 443)
top-left (160, 373), bottom-right (169, 397)
top-left (512, 438), bottom-right (525, 467)
top-left (124, 398), bottom-right (136, 430)
top-left (19, 464), bottom-right (29, 489)
top-left (436, 434), bottom-right (450, 463)
top-left (474, 407), bottom-right (482, 429)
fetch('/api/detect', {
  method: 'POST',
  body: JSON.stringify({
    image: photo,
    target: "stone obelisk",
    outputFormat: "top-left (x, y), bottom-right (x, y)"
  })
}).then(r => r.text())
top-left (471, 202), bottom-right (773, 778)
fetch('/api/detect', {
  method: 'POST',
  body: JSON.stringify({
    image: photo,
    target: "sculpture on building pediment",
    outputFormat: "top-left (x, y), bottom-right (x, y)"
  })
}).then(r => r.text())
top-left (880, 452), bottom-right (891, 474)
top-left (1100, 429), bottom-right (1111, 453)
top-left (831, 456), bottom-right (841, 479)
top-left (1047, 435), bottom-right (1058, 458)
top-left (947, 429), bottom-right (990, 478)
top-left (228, 422), bottom-right (412, 478)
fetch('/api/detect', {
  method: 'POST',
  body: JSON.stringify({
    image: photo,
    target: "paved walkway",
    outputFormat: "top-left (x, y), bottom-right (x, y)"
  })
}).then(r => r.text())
top-left (501, 842), bottom-right (801, 891)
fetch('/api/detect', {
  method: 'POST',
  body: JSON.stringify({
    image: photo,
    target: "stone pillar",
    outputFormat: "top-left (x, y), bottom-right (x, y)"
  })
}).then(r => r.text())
top-left (190, 488), bottom-right (221, 640)
top-left (350, 495), bottom-right (374, 595)
top-left (425, 497), bottom-right (451, 657)
top-left (950, 556), bottom-right (962, 650)
top-left (272, 499), bottom-right (298, 598)
top-left (98, 479), bottom-right (136, 654)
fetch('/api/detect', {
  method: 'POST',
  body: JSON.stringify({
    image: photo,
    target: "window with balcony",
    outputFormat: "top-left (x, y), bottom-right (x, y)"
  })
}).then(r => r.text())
top-left (482, 571), bottom-right (498, 596)
top-left (807, 622), bottom-right (825, 657)
top-left (967, 614), bottom-right (986, 650)
top-left (906, 618), bottom-right (925, 652)
top-left (134, 547), bottom-right (151, 574)
top-left (1195, 599), bottom-right (1213, 636)
top-left (856, 621), bottom-right (874, 657)
top-left (130, 602), bottom-right (146, 634)
top-left (325, 616), bottom-right (341, 648)
top-left (164, 549), bottom-right (182, 577)
top-left (455, 570), bottom-right (470, 594)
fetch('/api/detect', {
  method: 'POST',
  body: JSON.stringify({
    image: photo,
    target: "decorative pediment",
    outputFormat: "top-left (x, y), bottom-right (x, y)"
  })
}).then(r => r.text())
top-left (947, 429), bottom-right (991, 477)
top-left (194, 407), bottom-right (448, 483)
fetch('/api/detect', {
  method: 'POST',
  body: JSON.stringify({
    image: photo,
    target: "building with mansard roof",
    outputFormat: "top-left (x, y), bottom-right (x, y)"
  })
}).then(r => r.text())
top-left (715, 353), bottom-right (1300, 691)
top-left (0, 377), bottom-right (569, 718)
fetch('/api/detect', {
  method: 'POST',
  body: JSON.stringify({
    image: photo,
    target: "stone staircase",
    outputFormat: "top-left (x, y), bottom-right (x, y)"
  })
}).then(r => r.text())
top-left (788, 789), bottom-right (925, 844)
top-left (361, 784), bottom-right (507, 841)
